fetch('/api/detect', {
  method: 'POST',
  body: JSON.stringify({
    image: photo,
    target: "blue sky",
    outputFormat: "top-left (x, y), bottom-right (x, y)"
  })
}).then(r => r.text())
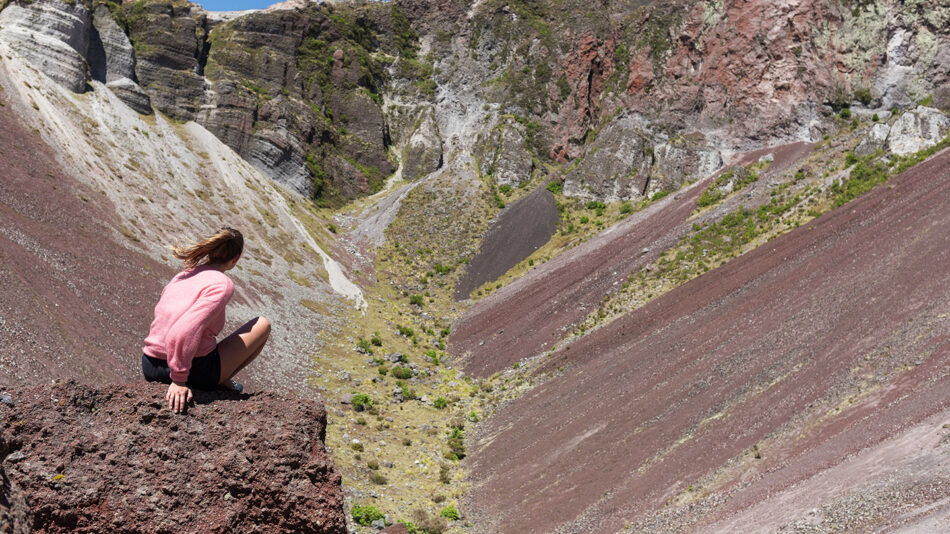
top-left (196, 0), bottom-right (276, 11)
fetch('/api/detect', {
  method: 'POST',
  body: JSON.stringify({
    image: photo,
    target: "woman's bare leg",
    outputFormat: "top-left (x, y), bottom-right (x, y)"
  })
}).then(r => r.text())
top-left (217, 316), bottom-right (270, 385)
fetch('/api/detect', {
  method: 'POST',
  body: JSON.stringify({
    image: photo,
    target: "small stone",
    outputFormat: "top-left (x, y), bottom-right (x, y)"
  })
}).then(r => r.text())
top-left (371, 518), bottom-right (385, 529)
top-left (0, 394), bottom-right (13, 407)
top-left (340, 394), bottom-right (353, 405)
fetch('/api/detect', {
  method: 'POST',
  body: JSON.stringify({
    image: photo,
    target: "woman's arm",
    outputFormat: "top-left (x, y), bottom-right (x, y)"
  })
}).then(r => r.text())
top-left (164, 282), bottom-right (231, 384)
top-left (163, 282), bottom-right (232, 412)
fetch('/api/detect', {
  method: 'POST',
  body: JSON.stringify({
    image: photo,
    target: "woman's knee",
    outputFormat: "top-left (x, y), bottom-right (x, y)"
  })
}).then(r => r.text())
top-left (256, 316), bottom-right (271, 337)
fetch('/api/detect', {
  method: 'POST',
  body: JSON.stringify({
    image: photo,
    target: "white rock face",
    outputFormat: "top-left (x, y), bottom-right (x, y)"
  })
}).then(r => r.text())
top-left (855, 122), bottom-right (891, 157)
top-left (649, 141), bottom-right (722, 194)
top-left (886, 106), bottom-right (950, 155)
top-left (89, 5), bottom-right (134, 83)
top-left (401, 106), bottom-right (443, 181)
top-left (0, 0), bottom-right (91, 92)
top-left (490, 120), bottom-right (533, 187)
top-left (247, 129), bottom-right (314, 195)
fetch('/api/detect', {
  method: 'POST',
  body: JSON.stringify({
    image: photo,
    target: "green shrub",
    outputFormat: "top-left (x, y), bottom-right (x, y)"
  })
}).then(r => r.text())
top-left (844, 152), bottom-right (859, 167)
top-left (440, 505), bottom-right (460, 521)
top-left (467, 410), bottom-right (479, 422)
top-left (839, 107), bottom-right (851, 119)
top-left (351, 393), bottom-right (372, 412)
top-left (439, 327), bottom-right (450, 338)
top-left (579, 216), bottom-right (589, 224)
top-left (371, 334), bottom-right (383, 346)
top-left (434, 397), bottom-right (448, 409)
top-left (409, 294), bottom-right (424, 306)
top-left (651, 190), bottom-right (670, 201)
top-left (853, 87), bottom-right (873, 106)
top-left (370, 473), bottom-right (389, 485)
top-left (439, 463), bottom-right (452, 484)
top-left (620, 201), bottom-right (633, 214)
top-left (392, 366), bottom-right (412, 379)
top-left (446, 427), bottom-right (466, 460)
top-left (378, 365), bottom-right (389, 376)
top-left (499, 184), bottom-right (512, 194)
top-left (585, 200), bottom-right (606, 210)
top-left (433, 263), bottom-right (451, 275)
top-left (356, 338), bottom-right (372, 353)
top-left (352, 504), bottom-right (385, 526)
top-left (546, 181), bottom-right (563, 194)
top-left (398, 326), bottom-right (415, 337)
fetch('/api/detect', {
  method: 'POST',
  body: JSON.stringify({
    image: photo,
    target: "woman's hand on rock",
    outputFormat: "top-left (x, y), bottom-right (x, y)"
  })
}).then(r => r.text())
top-left (166, 382), bottom-right (192, 414)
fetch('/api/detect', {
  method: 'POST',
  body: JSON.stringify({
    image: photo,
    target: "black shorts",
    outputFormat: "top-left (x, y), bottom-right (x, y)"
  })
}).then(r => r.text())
top-left (141, 348), bottom-right (222, 390)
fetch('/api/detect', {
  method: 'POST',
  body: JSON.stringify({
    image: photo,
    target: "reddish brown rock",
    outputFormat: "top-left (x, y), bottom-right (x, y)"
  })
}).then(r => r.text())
top-left (0, 381), bottom-right (345, 534)
top-left (464, 148), bottom-right (950, 532)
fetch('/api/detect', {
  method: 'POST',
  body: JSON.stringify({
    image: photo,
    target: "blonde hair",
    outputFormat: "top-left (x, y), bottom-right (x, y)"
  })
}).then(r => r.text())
top-left (172, 227), bottom-right (244, 268)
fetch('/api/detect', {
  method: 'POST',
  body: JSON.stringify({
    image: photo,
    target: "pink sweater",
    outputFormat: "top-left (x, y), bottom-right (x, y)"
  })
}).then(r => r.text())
top-left (142, 265), bottom-right (234, 383)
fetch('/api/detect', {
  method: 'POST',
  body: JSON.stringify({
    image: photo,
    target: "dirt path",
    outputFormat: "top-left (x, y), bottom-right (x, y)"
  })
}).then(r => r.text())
top-left (467, 147), bottom-right (950, 533)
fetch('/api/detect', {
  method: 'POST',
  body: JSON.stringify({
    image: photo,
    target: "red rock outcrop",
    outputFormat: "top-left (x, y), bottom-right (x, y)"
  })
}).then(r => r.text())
top-left (0, 381), bottom-right (346, 533)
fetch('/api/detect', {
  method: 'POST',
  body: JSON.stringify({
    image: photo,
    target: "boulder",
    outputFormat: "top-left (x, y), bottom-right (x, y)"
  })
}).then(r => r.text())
top-left (106, 77), bottom-right (153, 115)
top-left (563, 115), bottom-right (653, 202)
top-left (402, 106), bottom-right (443, 181)
top-left (649, 139), bottom-right (722, 195)
top-left (855, 122), bottom-right (890, 157)
top-left (0, 381), bottom-right (346, 533)
top-left (0, 0), bottom-right (91, 92)
top-left (886, 106), bottom-right (950, 155)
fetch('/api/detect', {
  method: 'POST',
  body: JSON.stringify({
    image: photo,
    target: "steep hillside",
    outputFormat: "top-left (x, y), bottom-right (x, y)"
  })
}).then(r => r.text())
top-left (466, 144), bottom-right (950, 533)
top-left (0, 13), bottom-right (361, 394)
top-left (3, 0), bottom-right (950, 532)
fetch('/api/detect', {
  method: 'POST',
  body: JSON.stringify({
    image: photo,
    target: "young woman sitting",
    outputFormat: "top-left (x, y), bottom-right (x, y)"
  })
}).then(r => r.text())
top-left (141, 227), bottom-right (270, 413)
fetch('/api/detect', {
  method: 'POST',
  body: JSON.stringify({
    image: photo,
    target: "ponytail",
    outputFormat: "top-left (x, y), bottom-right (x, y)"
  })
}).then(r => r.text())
top-left (171, 227), bottom-right (244, 268)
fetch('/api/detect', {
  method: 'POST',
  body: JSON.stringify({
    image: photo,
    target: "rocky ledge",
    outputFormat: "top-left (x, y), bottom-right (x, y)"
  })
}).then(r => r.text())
top-left (0, 381), bottom-right (345, 534)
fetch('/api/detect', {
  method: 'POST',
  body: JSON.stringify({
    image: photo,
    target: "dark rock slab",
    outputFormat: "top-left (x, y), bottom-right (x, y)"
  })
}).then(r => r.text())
top-left (454, 185), bottom-right (558, 300)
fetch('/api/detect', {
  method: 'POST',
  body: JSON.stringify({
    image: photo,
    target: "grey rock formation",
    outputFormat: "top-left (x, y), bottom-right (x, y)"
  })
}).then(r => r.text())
top-left (477, 118), bottom-right (533, 187)
top-left (89, 6), bottom-right (152, 114)
top-left (0, 0), bottom-right (91, 92)
top-left (128, 1), bottom-right (209, 121)
top-left (563, 116), bottom-right (653, 202)
top-left (886, 106), bottom-right (950, 155)
top-left (855, 122), bottom-right (890, 157)
top-left (88, 6), bottom-right (134, 83)
top-left (246, 124), bottom-right (314, 195)
top-left (402, 106), bottom-right (443, 181)
top-left (649, 140), bottom-right (722, 195)
top-left (104, 78), bottom-right (152, 115)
